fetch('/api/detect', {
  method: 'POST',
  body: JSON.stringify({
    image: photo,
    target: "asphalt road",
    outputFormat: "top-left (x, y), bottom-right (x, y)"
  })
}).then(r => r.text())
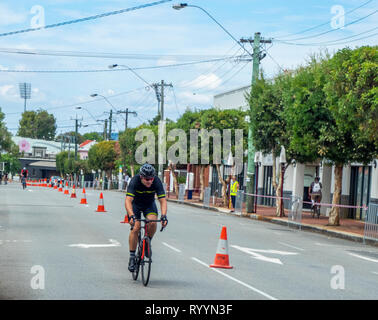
top-left (1, 182), bottom-right (378, 300)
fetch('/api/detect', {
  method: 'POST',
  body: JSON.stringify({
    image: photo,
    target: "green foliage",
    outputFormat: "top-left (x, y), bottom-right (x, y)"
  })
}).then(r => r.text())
top-left (0, 108), bottom-right (13, 152)
top-left (321, 46), bottom-right (378, 163)
top-left (82, 132), bottom-right (104, 142)
top-left (56, 131), bottom-right (85, 145)
top-left (18, 109), bottom-right (57, 140)
top-left (55, 151), bottom-right (75, 176)
top-left (88, 140), bottom-right (119, 172)
top-left (0, 153), bottom-right (21, 174)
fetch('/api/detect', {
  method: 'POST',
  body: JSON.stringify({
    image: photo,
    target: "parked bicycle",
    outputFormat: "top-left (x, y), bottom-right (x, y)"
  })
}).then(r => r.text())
top-left (130, 218), bottom-right (166, 286)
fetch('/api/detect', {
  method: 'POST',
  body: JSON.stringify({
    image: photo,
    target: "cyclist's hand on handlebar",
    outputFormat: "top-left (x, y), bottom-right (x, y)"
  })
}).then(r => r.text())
top-left (160, 215), bottom-right (168, 231)
top-left (129, 215), bottom-right (136, 227)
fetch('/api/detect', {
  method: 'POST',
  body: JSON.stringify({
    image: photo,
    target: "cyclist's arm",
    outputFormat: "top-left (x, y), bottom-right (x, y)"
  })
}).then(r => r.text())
top-left (158, 197), bottom-right (167, 216)
top-left (125, 196), bottom-right (135, 223)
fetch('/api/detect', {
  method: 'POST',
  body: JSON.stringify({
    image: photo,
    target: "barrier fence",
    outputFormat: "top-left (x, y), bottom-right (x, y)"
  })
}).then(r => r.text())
top-left (364, 203), bottom-right (378, 243)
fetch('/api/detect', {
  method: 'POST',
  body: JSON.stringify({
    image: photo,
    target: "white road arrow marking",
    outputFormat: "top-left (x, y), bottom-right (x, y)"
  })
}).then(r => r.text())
top-left (68, 239), bottom-right (121, 249)
top-left (231, 245), bottom-right (299, 265)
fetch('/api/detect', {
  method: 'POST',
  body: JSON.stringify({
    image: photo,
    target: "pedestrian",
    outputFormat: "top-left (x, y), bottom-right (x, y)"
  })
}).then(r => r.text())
top-left (0, 171), bottom-right (2, 185)
top-left (230, 175), bottom-right (239, 212)
top-left (309, 176), bottom-right (322, 208)
top-left (124, 172), bottom-right (130, 190)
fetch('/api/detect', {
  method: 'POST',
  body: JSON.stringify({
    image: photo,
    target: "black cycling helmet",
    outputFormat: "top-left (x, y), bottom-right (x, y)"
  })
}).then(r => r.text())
top-left (140, 163), bottom-right (155, 178)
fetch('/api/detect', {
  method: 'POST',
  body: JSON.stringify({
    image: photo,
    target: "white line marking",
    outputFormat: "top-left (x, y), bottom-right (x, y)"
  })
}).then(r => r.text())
top-left (278, 242), bottom-right (305, 251)
top-left (191, 257), bottom-right (278, 301)
top-left (348, 252), bottom-right (378, 264)
top-left (68, 239), bottom-right (121, 249)
top-left (162, 242), bottom-right (181, 253)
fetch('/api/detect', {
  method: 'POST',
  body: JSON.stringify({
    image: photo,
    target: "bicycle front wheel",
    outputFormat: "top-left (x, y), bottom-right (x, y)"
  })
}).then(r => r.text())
top-left (132, 243), bottom-right (141, 281)
top-left (141, 237), bottom-right (152, 286)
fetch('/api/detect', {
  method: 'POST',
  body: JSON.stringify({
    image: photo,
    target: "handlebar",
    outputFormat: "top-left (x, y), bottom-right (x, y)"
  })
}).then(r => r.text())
top-left (130, 218), bottom-right (167, 232)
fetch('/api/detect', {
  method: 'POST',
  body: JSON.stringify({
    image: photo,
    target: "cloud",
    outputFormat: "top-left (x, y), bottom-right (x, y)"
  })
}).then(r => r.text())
top-left (0, 4), bottom-right (27, 26)
top-left (181, 73), bottom-right (222, 90)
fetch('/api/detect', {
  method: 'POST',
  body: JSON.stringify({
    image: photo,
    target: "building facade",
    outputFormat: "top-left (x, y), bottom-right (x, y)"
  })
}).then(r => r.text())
top-left (213, 85), bottom-right (377, 219)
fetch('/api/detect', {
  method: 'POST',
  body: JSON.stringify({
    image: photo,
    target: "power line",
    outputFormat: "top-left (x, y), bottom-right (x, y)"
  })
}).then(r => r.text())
top-left (0, 0), bottom-right (173, 38)
top-left (0, 47), bottom-right (244, 61)
top-left (277, 30), bottom-right (378, 46)
top-left (275, 9), bottom-right (377, 42)
top-left (271, 0), bottom-right (374, 39)
top-left (0, 55), bottom-right (246, 73)
top-left (3, 87), bottom-right (145, 116)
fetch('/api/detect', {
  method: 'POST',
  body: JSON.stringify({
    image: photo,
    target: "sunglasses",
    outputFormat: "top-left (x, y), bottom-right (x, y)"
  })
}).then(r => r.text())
top-left (142, 177), bottom-right (154, 181)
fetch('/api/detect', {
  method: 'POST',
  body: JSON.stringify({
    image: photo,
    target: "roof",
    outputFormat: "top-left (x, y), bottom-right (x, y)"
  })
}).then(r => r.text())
top-left (79, 140), bottom-right (94, 148)
top-left (12, 136), bottom-right (76, 154)
top-left (28, 160), bottom-right (56, 169)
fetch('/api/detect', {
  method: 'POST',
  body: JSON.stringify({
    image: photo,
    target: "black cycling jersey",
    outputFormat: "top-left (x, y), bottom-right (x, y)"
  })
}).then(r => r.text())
top-left (126, 174), bottom-right (165, 207)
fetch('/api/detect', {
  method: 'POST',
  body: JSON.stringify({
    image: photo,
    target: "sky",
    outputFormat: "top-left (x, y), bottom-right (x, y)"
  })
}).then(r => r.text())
top-left (0, 0), bottom-right (376, 137)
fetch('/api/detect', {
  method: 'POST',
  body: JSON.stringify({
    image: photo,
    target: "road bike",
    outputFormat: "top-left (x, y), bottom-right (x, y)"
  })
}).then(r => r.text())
top-left (311, 194), bottom-right (321, 219)
top-left (130, 218), bottom-right (165, 286)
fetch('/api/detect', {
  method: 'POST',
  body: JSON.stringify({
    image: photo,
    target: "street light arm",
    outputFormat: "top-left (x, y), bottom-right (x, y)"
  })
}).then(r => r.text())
top-left (109, 64), bottom-right (152, 88)
top-left (173, 4), bottom-right (252, 58)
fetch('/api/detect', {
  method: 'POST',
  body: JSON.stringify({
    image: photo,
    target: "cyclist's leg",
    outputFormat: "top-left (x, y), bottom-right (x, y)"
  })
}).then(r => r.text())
top-left (143, 202), bottom-right (159, 240)
top-left (129, 203), bottom-right (142, 251)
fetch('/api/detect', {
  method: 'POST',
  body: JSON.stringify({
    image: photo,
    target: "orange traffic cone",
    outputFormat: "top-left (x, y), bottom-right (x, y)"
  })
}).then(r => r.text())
top-left (96, 192), bottom-right (107, 212)
top-left (120, 214), bottom-right (129, 224)
top-left (80, 188), bottom-right (88, 204)
top-left (64, 182), bottom-right (69, 195)
top-left (70, 184), bottom-right (77, 198)
top-left (210, 226), bottom-right (233, 269)
top-left (58, 182), bottom-right (63, 192)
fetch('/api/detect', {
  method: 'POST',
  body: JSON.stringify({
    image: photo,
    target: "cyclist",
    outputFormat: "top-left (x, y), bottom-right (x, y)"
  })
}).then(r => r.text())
top-left (125, 163), bottom-right (168, 272)
top-left (21, 167), bottom-right (28, 189)
top-left (309, 176), bottom-right (322, 215)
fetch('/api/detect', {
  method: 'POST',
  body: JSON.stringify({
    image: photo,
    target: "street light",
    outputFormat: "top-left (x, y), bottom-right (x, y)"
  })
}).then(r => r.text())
top-left (108, 64), bottom-right (152, 88)
top-left (75, 106), bottom-right (98, 123)
top-left (172, 3), bottom-right (252, 58)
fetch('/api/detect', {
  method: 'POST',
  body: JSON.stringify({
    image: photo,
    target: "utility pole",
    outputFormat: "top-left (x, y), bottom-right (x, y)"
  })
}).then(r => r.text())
top-left (152, 80), bottom-right (173, 180)
top-left (240, 32), bottom-right (271, 213)
top-left (70, 115), bottom-right (83, 161)
top-left (117, 108), bottom-right (137, 131)
top-left (108, 110), bottom-right (113, 140)
top-left (104, 119), bottom-right (108, 141)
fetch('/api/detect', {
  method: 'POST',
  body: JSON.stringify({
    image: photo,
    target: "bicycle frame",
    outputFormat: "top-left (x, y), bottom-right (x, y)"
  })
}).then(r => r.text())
top-left (130, 218), bottom-right (165, 286)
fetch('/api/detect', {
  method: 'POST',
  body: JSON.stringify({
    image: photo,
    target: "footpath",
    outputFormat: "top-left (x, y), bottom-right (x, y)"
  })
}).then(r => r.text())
top-left (165, 193), bottom-right (378, 247)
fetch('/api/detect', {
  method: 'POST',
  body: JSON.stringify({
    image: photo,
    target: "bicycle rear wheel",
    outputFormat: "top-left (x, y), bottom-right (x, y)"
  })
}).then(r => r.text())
top-left (141, 237), bottom-right (152, 286)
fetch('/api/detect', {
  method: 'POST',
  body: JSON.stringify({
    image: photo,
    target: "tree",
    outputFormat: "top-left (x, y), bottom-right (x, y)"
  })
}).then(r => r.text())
top-left (200, 108), bottom-right (248, 206)
top-left (56, 131), bottom-right (85, 145)
top-left (56, 151), bottom-right (75, 177)
top-left (88, 141), bottom-right (119, 180)
top-left (248, 73), bottom-right (294, 216)
top-left (119, 127), bottom-right (141, 177)
top-left (82, 132), bottom-right (104, 142)
top-left (320, 46), bottom-right (378, 225)
top-left (18, 109), bottom-right (57, 140)
top-left (0, 108), bottom-right (13, 152)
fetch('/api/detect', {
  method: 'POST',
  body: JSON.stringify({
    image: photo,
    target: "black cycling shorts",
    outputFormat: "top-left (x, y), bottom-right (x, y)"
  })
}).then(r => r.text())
top-left (132, 201), bottom-right (158, 220)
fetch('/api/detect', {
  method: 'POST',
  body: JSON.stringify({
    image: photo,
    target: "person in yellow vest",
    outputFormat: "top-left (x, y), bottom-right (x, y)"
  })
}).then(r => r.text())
top-left (230, 176), bottom-right (239, 212)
